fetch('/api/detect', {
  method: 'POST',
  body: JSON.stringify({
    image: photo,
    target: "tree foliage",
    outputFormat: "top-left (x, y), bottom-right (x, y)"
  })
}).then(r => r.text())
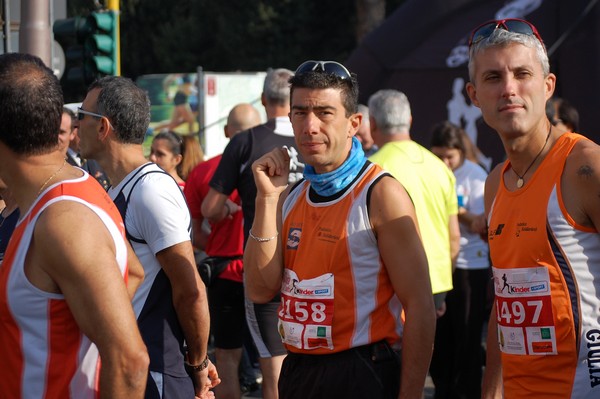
top-left (67, 0), bottom-right (406, 79)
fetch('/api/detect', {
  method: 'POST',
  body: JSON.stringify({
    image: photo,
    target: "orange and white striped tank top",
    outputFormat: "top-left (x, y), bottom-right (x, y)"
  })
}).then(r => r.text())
top-left (0, 173), bottom-right (128, 398)
top-left (279, 162), bottom-right (402, 355)
top-left (488, 132), bottom-right (600, 398)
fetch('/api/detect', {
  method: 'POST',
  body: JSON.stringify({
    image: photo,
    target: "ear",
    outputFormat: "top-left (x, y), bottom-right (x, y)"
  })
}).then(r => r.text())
top-left (544, 73), bottom-right (556, 101)
top-left (98, 117), bottom-right (112, 141)
top-left (174, 153), bottom-right (183, 165)
top-left (261, 93), bottom-right (266, 107)
top-left (466, 82), bottom-right (480, 107)
top-left (348, 112), bottom-right (362, 137)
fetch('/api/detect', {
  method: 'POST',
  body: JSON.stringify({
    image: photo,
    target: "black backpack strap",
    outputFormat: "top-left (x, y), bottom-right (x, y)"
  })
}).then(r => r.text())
top-left (114, 163), bottom-right (169, 244)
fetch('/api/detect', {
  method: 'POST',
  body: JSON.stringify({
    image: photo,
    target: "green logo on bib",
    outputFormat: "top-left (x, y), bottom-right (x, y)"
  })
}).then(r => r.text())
top-left (541, 328), bottom-right (551, 339)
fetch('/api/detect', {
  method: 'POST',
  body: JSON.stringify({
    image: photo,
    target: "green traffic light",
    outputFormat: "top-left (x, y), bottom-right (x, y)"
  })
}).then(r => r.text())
top-left (87, 56), bottom-right (115, 76)
top-left (86, 34), bottom-right (113, 54)
top-left (88, 12), bottom-right (114, 33)
top-left (54, 9), bottom-right (119, 89)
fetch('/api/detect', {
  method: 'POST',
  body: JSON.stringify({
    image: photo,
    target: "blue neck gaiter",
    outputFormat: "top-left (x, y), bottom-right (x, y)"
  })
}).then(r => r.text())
top-left (303, 137), bottom-right (367, 197)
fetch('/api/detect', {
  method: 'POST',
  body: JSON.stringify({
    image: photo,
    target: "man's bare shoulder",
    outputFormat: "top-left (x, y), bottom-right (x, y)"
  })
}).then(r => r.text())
top-left (567, 138), bottom-right (600, 176)
top-left (33, 200), bottom-right (117, 279)
top-left (563, 138), bottom-right (600, 228)
top-left (369, 174), bottom-right (415, 226)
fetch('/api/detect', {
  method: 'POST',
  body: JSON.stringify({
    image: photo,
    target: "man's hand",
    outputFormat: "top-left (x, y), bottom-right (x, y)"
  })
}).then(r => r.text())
top-left (193, 360), bottom-right (221, 399)
top-left (252, 147), bottom-right (291, 198)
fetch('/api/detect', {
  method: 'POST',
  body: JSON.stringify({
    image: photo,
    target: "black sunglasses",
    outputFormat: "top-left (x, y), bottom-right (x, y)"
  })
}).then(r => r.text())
top-left (469, 18), bottom-right (545, 50)
top-left (77, 107), bottom-right (104, 121)
top-left (294, 60), bottom-right (352, 81)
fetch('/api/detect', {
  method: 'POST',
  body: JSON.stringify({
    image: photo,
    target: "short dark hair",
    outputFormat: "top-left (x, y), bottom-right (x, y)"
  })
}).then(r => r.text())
top-left (88, 76), bottom-right (151, 144)
top-left (153, 130), bottom-right (183, 156)
top-left (0, 53), bottom-right (63, 155)
top-left (430, 121), bottom-right (467, 154)
top-left (289, 70), bottom-right (359, 117)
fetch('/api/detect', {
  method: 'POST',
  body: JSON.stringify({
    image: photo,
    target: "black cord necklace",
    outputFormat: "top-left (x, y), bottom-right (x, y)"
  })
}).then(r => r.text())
top-left (512, 126), bottom-right (552, 189)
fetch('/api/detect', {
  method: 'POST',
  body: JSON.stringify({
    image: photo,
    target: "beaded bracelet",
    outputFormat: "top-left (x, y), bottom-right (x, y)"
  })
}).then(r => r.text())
top-left (185, 356), bottom-right (209, 372)
top-left (249, 229), bottom-right (279, 242)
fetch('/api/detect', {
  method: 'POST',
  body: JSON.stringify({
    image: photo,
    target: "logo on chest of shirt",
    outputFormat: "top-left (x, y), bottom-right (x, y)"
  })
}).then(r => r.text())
top-left (317, 227), bottom-right (340, 244)
top-left (286, 228), bottom-right (302, 250)
top-left (515, 222), bottom-right (538, 237)
top-left (488, 223), bottom-right (505, 241)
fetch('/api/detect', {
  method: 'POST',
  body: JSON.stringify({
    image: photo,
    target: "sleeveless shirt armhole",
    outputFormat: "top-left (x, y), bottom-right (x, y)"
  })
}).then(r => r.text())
top-left (366, 172), bottom-right (394, 216)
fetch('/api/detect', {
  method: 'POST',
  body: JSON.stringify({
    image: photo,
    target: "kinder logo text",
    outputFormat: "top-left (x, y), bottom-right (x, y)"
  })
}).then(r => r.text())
top-left (497, 273), bottom-right (549, 296)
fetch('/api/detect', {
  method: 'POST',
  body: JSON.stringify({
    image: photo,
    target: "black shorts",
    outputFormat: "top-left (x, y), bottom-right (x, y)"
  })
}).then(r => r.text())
top-left (173, 91), bottom-right (187, 106)
top-left (207, 278), bottom-right (245, 349)
top-left (245, 294), bottom-right (287, 357)
top-left (278, 341), bottom-right (401, 399)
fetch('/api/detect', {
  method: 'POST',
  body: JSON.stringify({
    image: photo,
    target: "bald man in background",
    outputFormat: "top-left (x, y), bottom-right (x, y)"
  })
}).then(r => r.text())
top-left (184, 103), bottom-right (261, 399)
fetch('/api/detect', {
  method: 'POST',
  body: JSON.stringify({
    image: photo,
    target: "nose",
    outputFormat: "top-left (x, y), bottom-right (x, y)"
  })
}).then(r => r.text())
top-left (501, 75), bottom-right (517, 98)
top-left (301, 112), bottom-right (319, 135)
top-left (149, 153), bottom-right (157, 162)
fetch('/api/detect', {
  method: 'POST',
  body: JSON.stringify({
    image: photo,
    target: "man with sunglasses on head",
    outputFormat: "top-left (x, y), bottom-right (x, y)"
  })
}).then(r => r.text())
top-left (244, 60), bottom-right (436, 399)
top-left (466, 19), bottom-right (600, 398)
top-left (77, 76), bottom-right (220, 399)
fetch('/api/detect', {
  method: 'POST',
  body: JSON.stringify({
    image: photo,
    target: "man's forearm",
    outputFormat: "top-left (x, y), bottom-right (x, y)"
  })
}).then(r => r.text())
top-left (244, 195), bottom-right (283, 303)
top-left (99, 351), bottom-right (148, 399)
top-left (174, 289), bottom-right (211, 364)
top-left (398, 307), bottom-right (435, 399)
top-left (482, 307), bottom-right (503, 398)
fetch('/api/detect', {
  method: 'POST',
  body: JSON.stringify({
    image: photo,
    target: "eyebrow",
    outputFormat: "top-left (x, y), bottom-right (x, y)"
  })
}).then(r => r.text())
top-left (481, 64), bottom-right (534, 75)
top-left (291, 104), bottom-right (336, 111)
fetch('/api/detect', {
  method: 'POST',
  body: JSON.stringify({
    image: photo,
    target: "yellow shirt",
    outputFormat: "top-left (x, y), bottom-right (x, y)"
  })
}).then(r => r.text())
top-left (370, 140), bottom-right (457, 294)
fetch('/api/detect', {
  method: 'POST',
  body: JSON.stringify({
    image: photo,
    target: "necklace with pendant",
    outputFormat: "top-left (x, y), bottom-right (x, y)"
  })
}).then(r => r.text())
top-left (511, 126), bottom-right (552, 189)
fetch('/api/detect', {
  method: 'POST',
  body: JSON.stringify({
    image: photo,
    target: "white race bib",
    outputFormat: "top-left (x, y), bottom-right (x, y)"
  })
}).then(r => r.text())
top-left (278, 269), bottom-right (334, 350)
top-left (492, 266), bottom-right (557, 355)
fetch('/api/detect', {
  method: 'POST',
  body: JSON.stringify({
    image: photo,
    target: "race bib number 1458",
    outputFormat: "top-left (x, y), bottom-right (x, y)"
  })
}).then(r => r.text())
top-left (278, 269), bottom-right (334, 350)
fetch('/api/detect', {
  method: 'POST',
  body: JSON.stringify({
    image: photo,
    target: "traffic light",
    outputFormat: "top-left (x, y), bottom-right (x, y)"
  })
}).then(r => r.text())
top-left (85, 11), bottom-right (119, 78)
top-left (53, 16), bottom-right (90, 86)
top-left (53, 10), bottom-right (119, 91)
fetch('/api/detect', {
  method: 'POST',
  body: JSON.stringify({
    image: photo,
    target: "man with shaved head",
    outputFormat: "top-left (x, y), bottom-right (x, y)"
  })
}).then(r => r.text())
top-left (225, 103), bottom-right (262, 135)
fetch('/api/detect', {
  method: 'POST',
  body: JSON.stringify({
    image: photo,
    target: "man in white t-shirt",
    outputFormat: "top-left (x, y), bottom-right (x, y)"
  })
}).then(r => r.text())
top-left (78, 76), bottom-right (220, 399)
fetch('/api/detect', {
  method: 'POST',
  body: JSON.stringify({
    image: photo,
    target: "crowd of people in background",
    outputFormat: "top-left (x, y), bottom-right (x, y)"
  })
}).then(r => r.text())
top-left (1, 16), bottom-right (599, 399)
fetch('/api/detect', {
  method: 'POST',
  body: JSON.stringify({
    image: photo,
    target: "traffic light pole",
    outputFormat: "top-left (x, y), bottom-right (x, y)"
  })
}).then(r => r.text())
top-left (19, 0), bottom-right (52, 66)
top-left (107, 0), bottom-right (120, 76)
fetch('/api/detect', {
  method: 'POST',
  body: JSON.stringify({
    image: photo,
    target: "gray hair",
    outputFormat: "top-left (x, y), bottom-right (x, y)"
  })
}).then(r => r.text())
top-left (468, 28), bottom-right (549, 82)
top-left (88, 76), bottom-right (151, 145)
top-left (357, 103), bottom-right (369, 118)
top-left (263, 68), bottom-right (294, 106)
top-left (367, 89), bottom-right (411, 135)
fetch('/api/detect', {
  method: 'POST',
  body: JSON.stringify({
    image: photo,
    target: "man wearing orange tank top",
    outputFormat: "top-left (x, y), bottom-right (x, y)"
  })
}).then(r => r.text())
top-left (244, 60), bottom-right (436, 399)
top-left (467, 19), bottom-right (600, 398)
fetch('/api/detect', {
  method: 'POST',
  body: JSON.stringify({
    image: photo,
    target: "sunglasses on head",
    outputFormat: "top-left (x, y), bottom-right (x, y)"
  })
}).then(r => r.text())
top-left (294, 60), bottom-right (352, 81)
top-left (469, 18), bottom-right (544, 50)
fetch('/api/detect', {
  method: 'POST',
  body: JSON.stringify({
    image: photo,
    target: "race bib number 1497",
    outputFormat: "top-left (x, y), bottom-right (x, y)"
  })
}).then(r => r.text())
top-left (492, 266), bottom-right (557, 355)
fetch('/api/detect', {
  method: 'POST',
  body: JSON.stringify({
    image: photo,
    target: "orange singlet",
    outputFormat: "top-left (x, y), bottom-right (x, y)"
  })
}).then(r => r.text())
top-left (279, 162), bottom-right (403, 355)
top-left (488, 133), bottom-right (600, 398)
